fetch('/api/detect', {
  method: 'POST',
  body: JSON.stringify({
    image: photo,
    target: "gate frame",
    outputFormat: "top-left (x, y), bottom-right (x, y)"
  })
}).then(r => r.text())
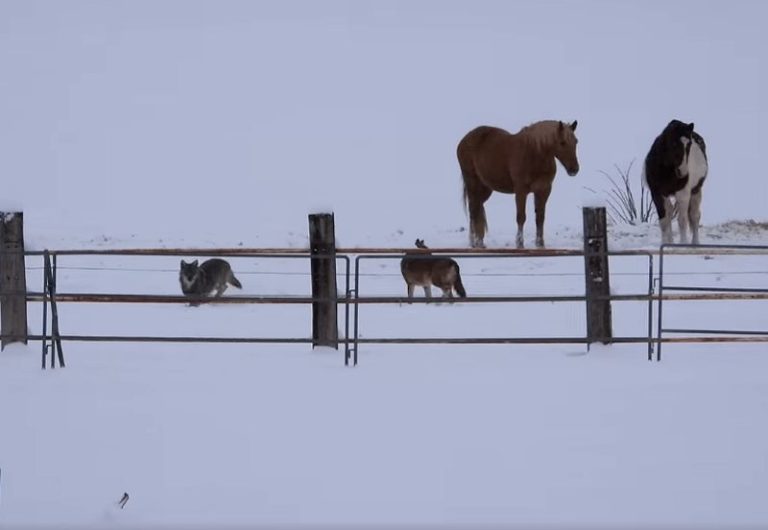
top-left (656, 243), bottom-right (768, 360)
top-left (29, 249), bottom-right (353, 368)
top-left (348, 249), bottom-right (655, 366)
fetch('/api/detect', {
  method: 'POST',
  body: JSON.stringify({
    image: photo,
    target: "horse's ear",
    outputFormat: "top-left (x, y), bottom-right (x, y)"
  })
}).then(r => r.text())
top-left (570, 120), bottom-right (578, 131)
top-left (558, 121), bottom-right (564, 132)
top-left (688, 122), bottom-right (695, 133)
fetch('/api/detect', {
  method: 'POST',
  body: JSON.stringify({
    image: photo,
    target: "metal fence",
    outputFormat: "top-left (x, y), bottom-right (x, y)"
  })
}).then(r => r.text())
top-left (3, 245), bottom-right (767, 368)
top-left (655, 243), bottom-right (768, 360)
top-left (348, 249), bottom-right (656, 365)
top-left (27, 249), bottom-right (351, 368)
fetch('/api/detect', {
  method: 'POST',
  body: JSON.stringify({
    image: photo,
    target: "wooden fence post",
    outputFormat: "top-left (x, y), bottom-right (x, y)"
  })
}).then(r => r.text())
top-left (1, 212), bottom-right (28, 350)
top-left (583, 207), bottom-right (612, 345)
top-left (308, 213), bottom-right (338, 349)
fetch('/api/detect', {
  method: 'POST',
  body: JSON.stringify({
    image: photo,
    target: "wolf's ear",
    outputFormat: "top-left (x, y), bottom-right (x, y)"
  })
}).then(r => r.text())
top-left (180, 259), bottom-right (186, 267)
top-left (192, 260), bottom-right (198, 266)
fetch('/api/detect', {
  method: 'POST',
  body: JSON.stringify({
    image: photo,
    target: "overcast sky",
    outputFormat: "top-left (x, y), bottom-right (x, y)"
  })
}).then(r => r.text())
top-left (2, 0), bottom-right (766, 241)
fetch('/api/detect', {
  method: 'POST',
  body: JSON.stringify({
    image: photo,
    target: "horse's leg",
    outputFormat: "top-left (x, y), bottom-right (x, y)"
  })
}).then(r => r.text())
top-left (515, 192), bottom-right (528, 248)
top-left (689, 189), bottom-right (703, 245)
top-left (675, 193), bottom-right (691, 244)
top-left (467, 187), bottom-right (492, 248)
top-left (534, 188), bottom-right (552, 248)
top-left (661, 197), bottom-right (674, 244)
top-left (651, 189), bottom-right (672, 245)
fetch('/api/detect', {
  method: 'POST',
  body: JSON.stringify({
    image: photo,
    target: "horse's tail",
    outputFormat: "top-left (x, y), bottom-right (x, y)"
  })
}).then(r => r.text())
top-left (453, 263), bottom-right (467, 298)
top-left (457, 140), bottom-right (470, 216)
top-left (461, 173), bottom-right (469, 215)
top-left (476, 199), bottom-right (487, 239)
top-left (457, 132), bottom-right (489, 246)
top-left (461, 174), bottom-right (488, 244)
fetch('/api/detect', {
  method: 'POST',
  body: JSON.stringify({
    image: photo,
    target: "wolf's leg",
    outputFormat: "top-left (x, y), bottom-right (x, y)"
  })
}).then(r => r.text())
top-left (442, 288), bottom-right (454, 304)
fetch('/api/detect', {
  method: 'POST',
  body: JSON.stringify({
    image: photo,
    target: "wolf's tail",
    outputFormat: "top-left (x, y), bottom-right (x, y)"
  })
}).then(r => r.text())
top-left (229, 273), bottom-right (242, 289)
top-left (453, 264), bottom-right (467, 298)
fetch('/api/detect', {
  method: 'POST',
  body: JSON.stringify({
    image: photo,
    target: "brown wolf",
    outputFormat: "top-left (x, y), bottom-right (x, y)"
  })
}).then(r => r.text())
top-left (400, 239), bottom-right (467, 300)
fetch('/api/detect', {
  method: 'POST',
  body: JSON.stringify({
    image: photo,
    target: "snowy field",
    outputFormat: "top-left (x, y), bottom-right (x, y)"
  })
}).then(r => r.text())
top-left (2, 1), bottom-right (768, 528)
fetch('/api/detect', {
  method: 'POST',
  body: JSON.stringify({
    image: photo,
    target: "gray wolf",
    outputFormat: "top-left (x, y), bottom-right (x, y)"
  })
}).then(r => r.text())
top-left (179, 258), bottom-right (242, 303)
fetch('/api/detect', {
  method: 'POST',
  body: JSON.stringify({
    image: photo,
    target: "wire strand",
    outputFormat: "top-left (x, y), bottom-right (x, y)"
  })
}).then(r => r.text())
top-left (23, 265), bottom-right (768, 278)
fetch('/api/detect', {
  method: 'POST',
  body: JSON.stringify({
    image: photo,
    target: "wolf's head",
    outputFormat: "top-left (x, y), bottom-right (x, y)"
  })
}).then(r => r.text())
top-left (179, 259), bottom-right (200, 292)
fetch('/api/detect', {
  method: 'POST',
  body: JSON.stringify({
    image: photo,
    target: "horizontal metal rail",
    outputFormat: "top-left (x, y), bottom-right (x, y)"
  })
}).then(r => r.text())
top-left (14, 292), bottom-right (768, 304)
top-left (662, 328), bottom-right (768, 336)
top-left (17, 248), bottom-right (316, 257)
top-left (355, 336), bottom-right (648, 345)
top-left (661, 243), bottom-right (768, 251)
top-left (8, 245), bottom-right (768, 257)
top-left (660, 285), bottom-right (768, 294)
top-left (347, 293), bottom-right (768, 303)
top-left (26, 293), bottom-right (345, 304)
top-left (7, 334), bottom-right (768, 345)
top-left (353, 336), bottom-right (768, 344)
top-left (18, 334), bottom-right (314, 344)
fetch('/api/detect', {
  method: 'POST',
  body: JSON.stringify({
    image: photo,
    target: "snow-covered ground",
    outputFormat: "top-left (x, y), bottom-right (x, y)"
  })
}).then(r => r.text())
top-left (1, 223), bottom-right (766, 528)
top-left (2, 1), bottom-right (768, 528)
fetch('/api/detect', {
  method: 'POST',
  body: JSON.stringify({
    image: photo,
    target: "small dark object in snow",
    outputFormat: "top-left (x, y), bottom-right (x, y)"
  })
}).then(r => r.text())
top-left (118, 492), bottom-right (129, 509)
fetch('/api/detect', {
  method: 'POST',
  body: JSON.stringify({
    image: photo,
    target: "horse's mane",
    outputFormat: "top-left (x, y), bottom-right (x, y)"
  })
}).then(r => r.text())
top-left (517, 120), bottom-right (563, 151)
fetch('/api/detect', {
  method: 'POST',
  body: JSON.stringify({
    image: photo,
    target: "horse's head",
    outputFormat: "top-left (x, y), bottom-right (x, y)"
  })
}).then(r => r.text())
top-left (555, 120), bottom-right (580, 176)
top-left (665, 120), bottom-right (695, 179)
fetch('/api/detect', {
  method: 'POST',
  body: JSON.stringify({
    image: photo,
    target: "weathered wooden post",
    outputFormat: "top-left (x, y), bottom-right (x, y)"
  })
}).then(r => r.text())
top-left (308, 213), bottom-right (338, 349)
top-left (1, 212), bottom-right (28, 349)
top-left (583, 207), bottom-right (612, 345)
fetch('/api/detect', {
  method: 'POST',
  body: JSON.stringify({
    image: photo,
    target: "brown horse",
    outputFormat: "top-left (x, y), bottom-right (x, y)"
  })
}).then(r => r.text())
top-left (457, 120), bottom-right (580, 248)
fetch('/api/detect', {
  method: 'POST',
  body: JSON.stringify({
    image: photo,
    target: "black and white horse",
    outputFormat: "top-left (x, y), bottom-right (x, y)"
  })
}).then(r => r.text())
top-left (643, 120), bottom-right (708, 245)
